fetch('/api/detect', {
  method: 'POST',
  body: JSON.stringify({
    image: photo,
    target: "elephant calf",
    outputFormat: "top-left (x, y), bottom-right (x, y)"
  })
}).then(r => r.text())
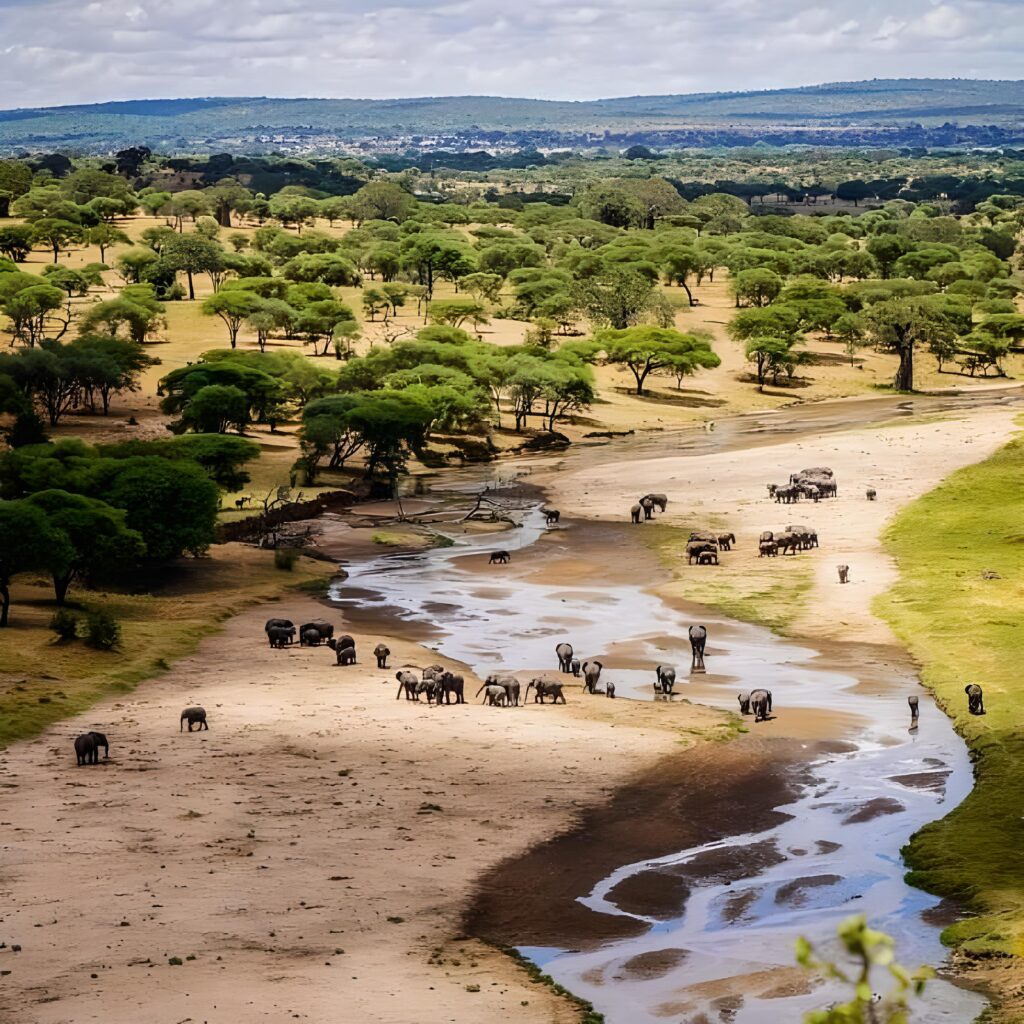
top-left (737, 692), bottom-right (751, 715)
top-left (267, 625), bottom-right (294, 648)
top-left (866, 488), bottom-right (877, 501)
top-left (374, 644), bottom-right (390, 669)
top-left (180, 707), bottom-right (208, 732)
top-left (655, 665), bottom-right (676, 696)
top-left (525, 679), bottom-right (566, 704)
top-left (480, 684), bottom-right (508, 707)
top-left (630, 504), bottom-right (642, 524)
top-left (396, 670), bottom-right (420, 700)
top-left (74, 732), bottom-right (108, 765)
top-left (750, 688), bottom-right (773, 722)
top-left (336, 646), bottom-right (356, 666)
top-left (837, 565), bottom-right (850, 584)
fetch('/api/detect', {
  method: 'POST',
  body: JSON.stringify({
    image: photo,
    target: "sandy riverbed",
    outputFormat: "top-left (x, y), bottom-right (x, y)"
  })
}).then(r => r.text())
top-left (1, 397), bottom-right (1020, 1024)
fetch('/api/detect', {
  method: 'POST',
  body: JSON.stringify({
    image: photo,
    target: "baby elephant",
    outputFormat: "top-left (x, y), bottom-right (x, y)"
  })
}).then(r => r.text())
top-left (374, 644), bottom-right (390, 669)
top-left (655, 665), bottom-right (677, 696)
top-left (570, 658), bottom-right (581, 677)
top-left (480, 684), bottom-right (508, 707)
top-left (866, 487), bottom-right (877, 501)
top-left (336, 645), bottom-right (356, 666)
top-left (750, 688), bottom-right (773, 722)
top-left (74, 731), bottom-right (108, 765)
top-left (605, 681), bottom-right (616, 699)
top-left (965, 683), bottom-right (985, 715)
top-left (525, 679), bottom-right (566, 704)
top-left (737, 692), bottom-right (751, 715)
top-left (488, 550), bottom-right (511, 564)
top-left (630, 503), bottom-right (642, 524)
top-left (180, 707), bottom-right (208, 732)
top-left (837, 565), bottom-right (850, 584)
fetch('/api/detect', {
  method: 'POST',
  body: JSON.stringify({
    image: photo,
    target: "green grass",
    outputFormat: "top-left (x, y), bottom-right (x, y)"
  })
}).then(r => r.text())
top-left (875, 427), bottom-right (1024, 959)
top-left (0, 547), bottom-right (331, 749)
top-left (647, 523), bottom-right (814, 634)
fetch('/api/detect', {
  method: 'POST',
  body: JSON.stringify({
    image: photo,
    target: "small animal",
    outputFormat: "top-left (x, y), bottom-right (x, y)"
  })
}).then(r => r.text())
top-left (542, 508), bottom-right (560, 525)
top-left (737, 692), bottom-right (751, 715)
top-left (837, 565), bottom-right (850, 584)
top-left (374, 644), bottom-right (390, 668)
top-left (180, 707), bottom-right (208, 732)
top-left (908, 695), bottom-right (919, 725)
top-left (336, 645), bottom-right (356, 665)
top-left (605, 681), bottom-right (616, 698)
top-left (965, 684), bottom-right (985, 715)
top-left (488, 550), bottom-right (511, 564)
top-left (630, 503), bottom-right (642, 524)
top-left (866, 488), bottom-right (877, 501)
top-left (570, 658), bottom-right (581, 677)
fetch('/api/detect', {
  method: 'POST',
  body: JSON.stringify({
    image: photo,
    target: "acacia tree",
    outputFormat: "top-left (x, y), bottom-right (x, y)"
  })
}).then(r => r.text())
top-left (744, 336), bottom-right (803, 389)
top-left (30, 219), bottom-right (83, 264)
top-left (860, 298), bottom-right (956, 392)
top-left (202, 289), bottom-right (262, 348)
top-left (572, 268), bottom-right (658, 330)
top-left (0, 500), bottom-right (72, 625)
top-left (598, 326), bottom-right (720, 395)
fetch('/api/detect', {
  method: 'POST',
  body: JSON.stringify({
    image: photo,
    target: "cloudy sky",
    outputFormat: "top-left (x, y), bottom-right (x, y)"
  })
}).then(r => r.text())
top-left (0, 0), bottom-right (1021, 108)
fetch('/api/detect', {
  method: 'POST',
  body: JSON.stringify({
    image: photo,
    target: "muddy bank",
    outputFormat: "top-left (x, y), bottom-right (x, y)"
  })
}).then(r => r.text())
top-left (465, 736), bottom-right (817, 948)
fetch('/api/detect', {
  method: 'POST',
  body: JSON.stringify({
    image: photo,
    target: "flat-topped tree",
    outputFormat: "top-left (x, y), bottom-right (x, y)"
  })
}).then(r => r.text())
top-left (597, 326), bottom-right (720, 395)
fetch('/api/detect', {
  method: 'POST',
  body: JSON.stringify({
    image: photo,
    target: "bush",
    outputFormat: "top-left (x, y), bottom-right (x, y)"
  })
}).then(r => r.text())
top-left (274, 548), bottom-right (298, 571)
top-left (49, 609), bottom-right (79, 641)
top-left (84, 610), bottom-right (121, 650)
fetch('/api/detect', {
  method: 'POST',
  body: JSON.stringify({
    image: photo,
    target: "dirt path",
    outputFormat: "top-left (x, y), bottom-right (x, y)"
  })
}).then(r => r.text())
top-left (0, 598), bottom-right (723, 1024)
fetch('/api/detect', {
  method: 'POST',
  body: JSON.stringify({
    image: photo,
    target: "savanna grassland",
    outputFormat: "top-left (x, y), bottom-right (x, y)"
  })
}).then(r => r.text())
top-left (1, 145), bottom-right (1024, 1018)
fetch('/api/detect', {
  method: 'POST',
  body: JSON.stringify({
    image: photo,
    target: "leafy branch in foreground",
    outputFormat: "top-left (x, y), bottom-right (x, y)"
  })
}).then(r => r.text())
top-left (797, 915), bottom-right (933, 1024)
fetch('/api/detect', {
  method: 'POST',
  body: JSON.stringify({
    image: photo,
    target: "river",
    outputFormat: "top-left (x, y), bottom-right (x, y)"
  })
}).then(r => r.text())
top-left (328, 390), bottom-right (1015, 1022)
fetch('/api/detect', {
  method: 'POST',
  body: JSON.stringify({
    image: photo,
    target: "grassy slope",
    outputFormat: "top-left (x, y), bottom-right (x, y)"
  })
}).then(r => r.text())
top-left (876, 426), bottom-right (1024, 956)
top-left (0, 545), bottom-right (330, 749)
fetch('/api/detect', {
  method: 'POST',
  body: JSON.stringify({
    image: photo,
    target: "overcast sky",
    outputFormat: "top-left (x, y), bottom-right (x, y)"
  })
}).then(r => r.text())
top-left (1, 0), bottom-right (1021, 108)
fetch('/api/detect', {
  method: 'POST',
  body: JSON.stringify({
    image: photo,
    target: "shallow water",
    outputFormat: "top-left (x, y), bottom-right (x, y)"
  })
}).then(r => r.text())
top-left (330, 501), bottom-right (984, 1022)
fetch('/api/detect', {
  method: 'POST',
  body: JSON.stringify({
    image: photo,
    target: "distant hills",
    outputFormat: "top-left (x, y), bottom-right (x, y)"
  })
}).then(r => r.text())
top-left (1, 79), bottom-right (1023, 154)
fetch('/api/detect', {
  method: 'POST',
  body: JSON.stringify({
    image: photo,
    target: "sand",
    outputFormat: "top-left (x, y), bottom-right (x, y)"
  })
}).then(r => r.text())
top-left (549, 405), bottom-right (1021, 644)
top-left (0, 597), bottom-right (723, 1024)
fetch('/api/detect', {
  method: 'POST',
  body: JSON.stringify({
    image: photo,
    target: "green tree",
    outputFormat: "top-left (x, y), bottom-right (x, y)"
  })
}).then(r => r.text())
top-left (732, 268), bottom-right (784, 308)
top-left (0, 500), bottom-right (72, 625)
top-left (162, 235), bottom-right (225, 300)
top-left (572, 268), bottom-right (658, 330)
top-left (860, 298), bottom-right (957, 392)
top-left (1, 281), bottom-right (68, 347)
top-left (599, 326), bottom-right (720, 395)
top-left (177, 384), bottom-right (250, 434)
top-left (428, 298), bottom-right (490, 330)
top-left (26, 490), bottom-right (145, 603)
top-left (350, 182), bottom-right (415, 224)
top-left (78, 286), bottom-right (165, 344)
top-left (745, 336), bottom-right (803, 389)
top-left (30, 219), bottom-right (83, 264)
top-left (202, 289), bottom-right (262, 349)
top-left (0, 225), bottom-right (34, 262)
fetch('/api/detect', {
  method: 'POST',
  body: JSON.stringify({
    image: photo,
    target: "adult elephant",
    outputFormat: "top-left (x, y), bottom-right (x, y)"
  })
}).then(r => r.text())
top-left (180, 707), bottom-right (208, 732)
top-left (525, 679), bottom-right (566, 704)
top-left (88, 731), bottom-right (109, 758)
top-left (689, 624), bottom-right (707, 671)
top-left (655, 665), bottom-right (676, 695)
top-left (300, 620), bottom-right (334, 644)
top-left (438, 672), bottom-right (466, 704)
top-left (750, 688), bottom-right (773, 722)
top-left (718, 532), bottom-right (736, 551)
top-left (641, 493), bottom-right (668, 513)
top-left (775, 532), bottom-right (801, 556)
top-left (965, 684), bottom-right (985, 715)
top-left (267, 626), bottom-right (294, 648)
top-left (542, 508), bottom-right (561, 526)
top-left (641, 497), bottom-right (655, 520)
top-left (264, 617), bottom-right (294, 634)
top-left (300, 627), bottom-right (326, 647)
top-left (488, 550), bottom-right (511, 565)
top-left (686, 541), bottom-right (717, 565)
top-left (484, 674), bottom-right (521, 707)
top-left (581, 660), bottom-right (603, 694)
top-left (555, 642), bottom-right (574, 673)
top-left (395, 670), bottom-right (419, 700)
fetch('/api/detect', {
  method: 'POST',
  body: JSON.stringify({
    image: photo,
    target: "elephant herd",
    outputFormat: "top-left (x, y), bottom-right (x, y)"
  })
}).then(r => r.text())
top-left (758, 526), bottom-right (819, 558)
top-left (630, 493), bottom-right (668, 523)
top-left (264, 617), bottom-right (390, 670)
top-left (769, 467), bottom-right (838, 504)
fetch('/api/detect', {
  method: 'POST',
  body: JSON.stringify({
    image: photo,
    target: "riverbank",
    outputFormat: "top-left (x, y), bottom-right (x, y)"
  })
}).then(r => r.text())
top-left (878, 423), bottom-right (1024, 1019)
top-left (0, 592), bottom-right (730, 1024)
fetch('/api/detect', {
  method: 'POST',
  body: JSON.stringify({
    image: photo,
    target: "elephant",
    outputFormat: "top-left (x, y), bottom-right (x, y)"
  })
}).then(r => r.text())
top-left (965, 684), bottom-right (985, 715)
top-left (785, 526), bottom-right (815, 550)
top-left (488, 550), bottom-right (511, 564)
top-left (759, 540), bottom-right (778, 557)
top-left (438, 671), bottom-right (466, 704)
top-left (180, 707), bottom-right (208, 732)
top-left (581, 660), bottom-right (603, 694)
top-left (300, 627), bottom-right (326, 647)
top-left (630, 504), bottom-right (642, 524)
top-left (329, 634), bottom-right (356, 653)
top-left (88, 731), bottom-right (109, 759)
top-left (689, 625), bottom-right (707, 671)
top-left (605, 681), bottom-right (616, 698)
top-left (374, 644), bottom-right (390, 669)
top-left (759, 530), bottom-right (774, 543)
top-left (774, 486), bottom-right (799, 504)
top-left (698, 550), bottom-right (718, 565)
top-left (718, 532), bottom-right (736, 551)
top-left (908, 695), bottom-right (920, 725)
top-left (750, 688), bottom-right (773, 722)
top-left (641, 493), bottom-right (669, 513)
top-left (74, 732), bottom-right (99, 765)
top-left (641, 497), bottom-right (655, 520)
top-left (793, 469), bottom-right (837, 498)
top-left (542, 508), bottom-right (561, 526)
top-left (267, 625), bottom-right (294, 648)
top-left (484, 674), bottom-right (521, 706)
top-left (775, 533), bottom-right (801, 556)
top-left (556, 642), bottom-right (574, 673)
top-left (300, 620), bottom-right (334, 642)
top-left (525, 679), bottom-right (566, 704)
top-left (480, 684), bottom-right (508, 707)
top-left (767, 484), bottom-right (779, 498)
top-left (737, 692), bottom-right (751, 715)
top-left (264, 617), bottom-right (294, 634)
top-left (866, 488), bottom-right (877, 501)
top-left (837, 564), bottom-right (850, 584)
top-left (395, 670), bottom-right (420, 700)
top-left (800, 483), bottom-right (821, 502)
top-left (687, 541), bottom-right (717, 564)
top-left (570, 658), bottom-right (581, 677)
top-left (336, 645), bottom-right (356, 665)
top-left (655, 665), bottom-right (677, 695)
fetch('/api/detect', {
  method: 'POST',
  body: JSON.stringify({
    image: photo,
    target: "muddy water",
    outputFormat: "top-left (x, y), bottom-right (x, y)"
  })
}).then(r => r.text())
top-left (330, 507), bottom-right (983, 1022)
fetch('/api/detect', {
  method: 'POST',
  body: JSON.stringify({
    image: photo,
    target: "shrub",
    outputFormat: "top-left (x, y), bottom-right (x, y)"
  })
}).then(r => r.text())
top-left (49, 609), bottom-right (79, 641)
top-left (84, 610), bottom-right (121, 650)
top-left (274, 548), bottom-right (298, 571)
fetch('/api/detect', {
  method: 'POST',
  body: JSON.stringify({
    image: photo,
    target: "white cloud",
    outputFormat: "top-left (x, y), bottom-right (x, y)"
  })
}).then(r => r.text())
top-left (0, 0), bottom-right (1020, 107)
